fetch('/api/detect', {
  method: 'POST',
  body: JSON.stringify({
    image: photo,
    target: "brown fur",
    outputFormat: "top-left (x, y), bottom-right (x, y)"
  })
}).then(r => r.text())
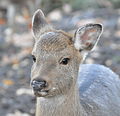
top-left (31, 9), bottom-right (102, 116)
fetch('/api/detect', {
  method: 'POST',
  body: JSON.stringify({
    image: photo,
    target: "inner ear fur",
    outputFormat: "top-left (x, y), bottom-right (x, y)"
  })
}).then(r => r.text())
top-left (73, 24), bottom-right (103, 52)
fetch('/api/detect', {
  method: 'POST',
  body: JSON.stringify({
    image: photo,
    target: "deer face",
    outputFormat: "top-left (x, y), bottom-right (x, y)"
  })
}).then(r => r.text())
top-left (31, 9), bottom-right (102, 98)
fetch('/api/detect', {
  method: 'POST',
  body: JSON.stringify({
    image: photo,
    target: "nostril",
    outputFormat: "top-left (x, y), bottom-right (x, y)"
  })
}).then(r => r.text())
top-left (31, 79), bottom-right (48, 90)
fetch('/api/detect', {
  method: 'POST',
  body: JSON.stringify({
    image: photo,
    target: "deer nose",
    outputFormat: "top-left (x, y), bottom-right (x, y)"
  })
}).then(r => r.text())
top-left (31, 79), bottom-right (48, 91)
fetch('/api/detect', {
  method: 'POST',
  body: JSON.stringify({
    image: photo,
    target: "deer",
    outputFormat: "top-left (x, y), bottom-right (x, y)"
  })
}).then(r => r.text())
top-left (30, 9), bottom-right (120, 116)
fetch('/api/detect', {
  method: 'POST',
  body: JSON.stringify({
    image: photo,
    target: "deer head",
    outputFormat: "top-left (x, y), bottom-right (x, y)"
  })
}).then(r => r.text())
top-left (31, 9), bottom-right (103, 98)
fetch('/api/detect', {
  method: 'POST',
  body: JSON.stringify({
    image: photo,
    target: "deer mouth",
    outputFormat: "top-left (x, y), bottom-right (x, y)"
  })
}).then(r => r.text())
top-left (33, 87), bottom-right (57, 97)
top-left (33, 89), bottom-right (49, 97)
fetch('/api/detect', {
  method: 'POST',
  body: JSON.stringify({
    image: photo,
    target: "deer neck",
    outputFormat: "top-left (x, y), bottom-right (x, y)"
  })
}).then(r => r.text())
top-left (36, 84), bottom-right (86, 116)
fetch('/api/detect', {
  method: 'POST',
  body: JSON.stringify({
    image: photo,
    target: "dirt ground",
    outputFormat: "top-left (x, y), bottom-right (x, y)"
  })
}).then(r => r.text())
top-left (0, 9), bottom-right (120, 116)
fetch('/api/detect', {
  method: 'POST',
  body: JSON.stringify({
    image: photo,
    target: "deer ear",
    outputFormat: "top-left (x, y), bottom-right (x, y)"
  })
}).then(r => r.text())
top-left (73, 24), bottom-right (103, 52)
top-left (32, 9), bottom-right (53, 39)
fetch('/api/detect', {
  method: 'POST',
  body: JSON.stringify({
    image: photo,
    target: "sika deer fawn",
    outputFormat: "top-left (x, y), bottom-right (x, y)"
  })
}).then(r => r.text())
top-left (30, 9), bottom-right (120, 116)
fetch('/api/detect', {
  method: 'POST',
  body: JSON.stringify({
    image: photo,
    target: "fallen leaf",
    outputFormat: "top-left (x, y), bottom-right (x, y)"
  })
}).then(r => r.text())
top-left (2, 80), bottom-right (14, 86)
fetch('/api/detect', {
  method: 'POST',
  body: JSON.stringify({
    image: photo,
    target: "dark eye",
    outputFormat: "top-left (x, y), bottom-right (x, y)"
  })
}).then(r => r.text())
top-left (60, 58), bottom-right (70, 65)
top-left (32, 55), bottom-right (36, 62)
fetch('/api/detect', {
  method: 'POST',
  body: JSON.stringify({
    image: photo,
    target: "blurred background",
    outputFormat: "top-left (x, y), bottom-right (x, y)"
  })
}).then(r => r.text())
top-left (0, 0), bottom-right (120, 116)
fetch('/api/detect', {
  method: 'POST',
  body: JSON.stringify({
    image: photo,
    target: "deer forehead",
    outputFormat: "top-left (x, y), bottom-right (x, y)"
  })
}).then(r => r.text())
top-left (34, 31), bottom-right (73, 54)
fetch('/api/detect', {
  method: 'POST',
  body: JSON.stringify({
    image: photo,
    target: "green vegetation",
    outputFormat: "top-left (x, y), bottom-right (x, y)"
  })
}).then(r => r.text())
top-left (40, 0), bottom-right (120, 14)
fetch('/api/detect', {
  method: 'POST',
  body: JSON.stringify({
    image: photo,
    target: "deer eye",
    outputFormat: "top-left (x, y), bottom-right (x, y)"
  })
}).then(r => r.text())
top-left (60, 58), bottom-right (70, 65)
top-left (32, 55), bottom-right (36, 62)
